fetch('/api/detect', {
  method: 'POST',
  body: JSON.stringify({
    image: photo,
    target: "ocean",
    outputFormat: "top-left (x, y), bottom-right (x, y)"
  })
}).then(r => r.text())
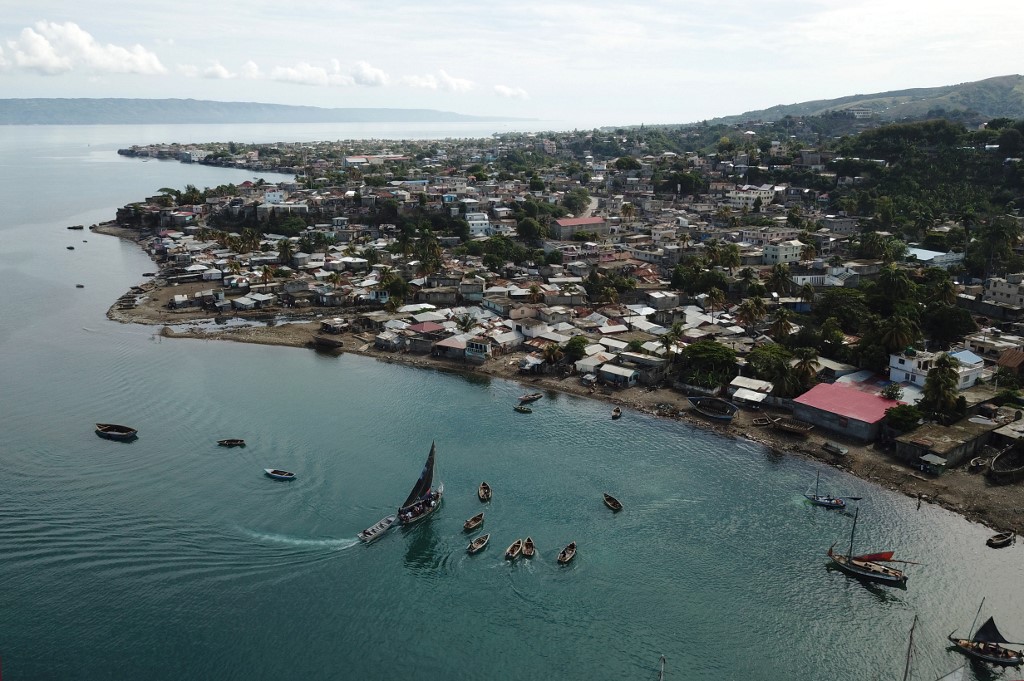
top-left (0, 123), bottom-right (1020, 680)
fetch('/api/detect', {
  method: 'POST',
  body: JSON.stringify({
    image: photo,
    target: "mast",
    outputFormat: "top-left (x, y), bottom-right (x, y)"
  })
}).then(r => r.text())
top-left (968, 598), bottom-right (985, 639)
top-left (815, 470), bottom-right (820, 497)
top-left (848, 507), bottom-right (859, 558)
top-left (902, 615), bottom-right (917, 681)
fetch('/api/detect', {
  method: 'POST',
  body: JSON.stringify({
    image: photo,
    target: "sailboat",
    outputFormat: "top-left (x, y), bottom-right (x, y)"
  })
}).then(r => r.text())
top-left (948, 599), bottom-right (1023, 667)
top-left (902, 615), bottom-right (966, 681)
top-left (396, 441), bottom-right (444, 525)
top-left (827, 508), bottom-right (910, 587)
top-left (804, 470), bottom-right (856, 509)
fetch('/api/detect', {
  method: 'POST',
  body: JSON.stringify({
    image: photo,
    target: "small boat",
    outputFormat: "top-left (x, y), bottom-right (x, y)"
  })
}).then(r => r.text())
top-left (505, 538), bottom-right (523, 560)
top-left (264, 468), bottom-right (296, 481)
top-left (804, 471), bottom-right (855, 509)
top-left (522, 536), bottom-right (536, 558)
top-left (612, 407), bottom-right (622, 420)
top-left (75, 284), bottom-right (85, 288)
top-left (464, 512), bottom-right (485, 532)
top-left (66, 246), bottom-right (75, 250)
top-left (67, 225), bottom-right (84, 230)
top-left (986, 530), bottom-right (1015, 548)
top-left (396, 442), bottom-right (444, 525)
top-left (822, 441), bottom-right (848, 456)
top-left (95, 423), bottom-right (138, 441)
top-left (752, 417), bottom-right (773, 426)
top-left (770, 416), bottom-right (814, 436)
top-left (358, 515), bottom-right (397, 543)
top-left (949, 600), bottom-right (1023, 667)
top-left (687, 396), bottom-right (739, 422)
top-left (519, 392), bottom-right (543, 403)
top-left (603, 493), bottom-right (623, 512)
top-left (827, 508), bottom-right (909, 587)
top-left (513, 405), bottom-right (533, 414)
top-left (557, 541), bottom-right (577, 565)
top-left (478, 481), bottom-right (492, 502)
top-left (467, 533), bottom-right (490, 554)
top-left (217, 438), bottom-right (246, 448)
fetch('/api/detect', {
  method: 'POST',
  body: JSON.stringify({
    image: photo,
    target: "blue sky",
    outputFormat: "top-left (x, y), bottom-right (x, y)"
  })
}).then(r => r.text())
top-left (2, 1), bottom-right (1022, 127)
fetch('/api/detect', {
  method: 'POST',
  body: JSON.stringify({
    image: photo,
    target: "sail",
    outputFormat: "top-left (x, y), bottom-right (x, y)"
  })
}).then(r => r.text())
top-left (973, 617), bottom-right (1013, 645)
top-left (854, 551), bottom-right (895, 562)
top-left (400, 441), bottom-right (436, 510)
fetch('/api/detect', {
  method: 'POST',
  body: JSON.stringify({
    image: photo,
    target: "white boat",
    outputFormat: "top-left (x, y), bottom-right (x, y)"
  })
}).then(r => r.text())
top-left (264, 468), bottom-right (296, 481)
top-left (358, 515), bottom-right (397, 543)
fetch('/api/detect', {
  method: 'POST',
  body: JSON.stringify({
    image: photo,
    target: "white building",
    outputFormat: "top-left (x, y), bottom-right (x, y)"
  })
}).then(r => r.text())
top-left (889, 349), bottom-right (984, 390)
top-left (466, 212), bottom-right (491, 237)
top-left (983, 273), bottom-right (1024, 306)
top-left (763, 239), bottom-right (803, 265)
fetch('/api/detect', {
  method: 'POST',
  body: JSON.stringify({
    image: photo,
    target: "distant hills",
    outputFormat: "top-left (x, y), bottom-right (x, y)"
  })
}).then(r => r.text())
top-left (0, 98), bottom-right (518, 125)
top-left (702, 74), bottom-right (1024, 126)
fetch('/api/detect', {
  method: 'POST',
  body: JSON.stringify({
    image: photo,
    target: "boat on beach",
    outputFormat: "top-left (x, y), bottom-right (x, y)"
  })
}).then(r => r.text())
top-left (827, 508), bottom-right (910, 588)
top-left (686, 396), bottom-right (739, 422)
top-left (467, 533), bottom-right (490, 554)
top-left (986, 530), bottom-right (1015, 548)
top-left (505, 538), bottom-right (523, 560)
top-left (464, 512), bottom-right (484, 532)
top-left (770, 416), bottom-right (814, 436)
top-left (95, 423), bottom-right (138, 441)
top-left (264, 468), bottom-right (296, 481)
top-left (557, 541), bottom-right (577, 565)
top-left (396, 441), bottom-right (444, 525)
top-left (358, 515), bottom-right (397, 543)
top-left (948, 600), bottom-right (1023, 667)
top-left (478, 481), bottom-right (492, 502)
top-left (822, 441), bottom-right (848, 456)
top-left (603, 493), bottom-right (623, 512)
top-left (513, 405), bottom-right (533, 414)
top-left (217, 438), bottom-right (246, 448)
top-left (612, 407), bottom-right (622, 420)
top-left (519, 392), bottom-right (543, 403)
top-left (523, 536), bottom-right (536, 558)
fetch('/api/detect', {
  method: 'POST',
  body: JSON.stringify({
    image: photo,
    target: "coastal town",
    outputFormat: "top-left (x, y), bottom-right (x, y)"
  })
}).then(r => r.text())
top-left (100, 117), bottom-right (1024, 533)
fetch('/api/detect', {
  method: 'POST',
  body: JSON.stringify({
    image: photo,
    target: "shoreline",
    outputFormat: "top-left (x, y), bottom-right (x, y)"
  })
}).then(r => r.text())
top-left (97, 222), bottom-right (1024, 535)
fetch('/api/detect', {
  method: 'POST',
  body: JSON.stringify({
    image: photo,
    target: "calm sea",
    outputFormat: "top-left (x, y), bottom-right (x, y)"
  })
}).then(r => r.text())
top-left (0, 124), bottom-right (1021, 681)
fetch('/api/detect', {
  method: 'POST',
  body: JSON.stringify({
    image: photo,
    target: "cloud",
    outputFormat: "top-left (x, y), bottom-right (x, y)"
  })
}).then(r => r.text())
top-left (240, 61), bottom-right (262, 80)
top-left (494, 84), bottom-right (529, 99)
top-left (5, 21), bottom-right (165, 75)
top-left (402, 69), bottom-right (474, 92)
top-left (203, 61), bottom-right (235, 79)
top-left (352, 60), bottom-right (389, 86)
top-left (402, 73), bottom-right (439, 89)
top-left (438, 70), bottom-right (473, 92)
top-left (268, 61), bottom-right (355, 87)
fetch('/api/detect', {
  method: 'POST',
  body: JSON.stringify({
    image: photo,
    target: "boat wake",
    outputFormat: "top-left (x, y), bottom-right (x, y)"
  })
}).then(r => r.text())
top-left (242, 529), bottom-right (360, 551)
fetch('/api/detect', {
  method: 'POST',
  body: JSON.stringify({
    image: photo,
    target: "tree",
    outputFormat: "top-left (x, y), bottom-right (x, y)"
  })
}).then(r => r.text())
top-left (921, 304), bottom-right (977, 348)
top-left (881, 383), bottom-right (904, 401)
top-left (678, 339), bottom-right (737, 388)
top-left (562, 188), bottom-right (591, 215)
top-left (747, 343), bottom-right (793, 384)
top-left (878, 315), bottom-right (920, 354)
top-left (276, 238), bottom-right (295, 265)
top-left (792, 346), bottom-right (820, 387)
top-left (720, 244), bottom-right (741, 274)
top-left (542, 342), bottom-right (564, 366)
top-left (885, 404), bottom-right (923, 432)
top-left (878, 264), bottom-right (915, 301)
top-left (767, 263), bottom-right (792, 295)
top-left (799, 283), bottom-right (815, 306)
top-left (527, 284), bottom-right (544, 304)
top-left (563, 335), bottom-right (588, 362)
top-left (517, 217), bottom-right (545, 243)
top-left (769, 307), bottom-right (794, 340)
top-left (620, 202), bottom-right (636, 223)
top-left (614, 156), bottom-right (642, 171)
top-left (920, 353), bottom-right (961, 424)
top-left (455, 314), bottom-right (476, 333)
top-left (705, 287), bottom-right (726, 323)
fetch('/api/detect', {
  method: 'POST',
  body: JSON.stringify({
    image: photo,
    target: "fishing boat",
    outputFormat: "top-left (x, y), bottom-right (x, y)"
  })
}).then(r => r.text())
top-left (557, 541), bottom-right (577, 565)
top-left (804, 471), bottom-right (856, 509)
top-left (95, 423), bottom-right (138, 441)
top-left (902, 615), bottom-right (965, 681)
top-left (523, 536), bottom-right (536, 558)
top-left (986, 530), bottom-right (1015, 548)
top-left (217, 438), bottom-right (246, 448)
top-left (358, 515), bottom-right (396, 543)
top-left (770, 416), bottom-right (814, 436)
top-left (519, 392), bottom-right (543, 403)
top-left (822, 441), bottom-right (848, 456)
top-left (948, 600), bottom-right (1023, 667)
top-left (264, 468), bottom-right (296, 481)
top-left (505, 538), bottom-right (523, 560)
top-left (612, 407), bottom-right (622, 420)
top-left (467, 533), bottom-right (490, 554)
top-left (463, 512), bottom-right (485, 532)
top-left (686, 396), bottom-right (739, 422)
top-left (513, 405), bottom-right (533, 414)
top-left (396, 441), bottom-right (444, 525)
top-left (827, 508), bottom-right (910, 587)
top-left (603, 493), bottom-right (623, 512)
top-left (478, 481), bottom-right (492, 502)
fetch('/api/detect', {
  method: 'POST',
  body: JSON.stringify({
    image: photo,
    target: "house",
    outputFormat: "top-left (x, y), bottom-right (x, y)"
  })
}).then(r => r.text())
top-left (598, 363), bottom-right (638, 388)
top-left (888, 349), bottom-right (983, 391)
top-left (792, 383), bottom-right (898, 441)
top-left (550, 217), bottom-right (609, 240)
top-left (893, 417), bottom-right (1001, 472)
top-left (762, 239), bottom-right (803, 265)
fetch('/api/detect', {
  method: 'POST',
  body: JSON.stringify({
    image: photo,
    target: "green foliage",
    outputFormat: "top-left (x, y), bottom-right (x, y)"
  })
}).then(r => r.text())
top-left (885, 404), bottom-right (923, 432)
top-left (921, 304), bottom-right (977, 348)
top-left (614, 156), bottom-right (642, 171)
top-left (562, 188), bottom-right (591, 215)
top-left (563, 335), bottom-right (589, 362)
top-left (678, 339), bottom-right (737, 388)
top-left (880, 383), bottom-right (904, 401)
top-left (277, 216), bottom-right (308, 237)
top-left (747, 344), bottom-right (793, 383)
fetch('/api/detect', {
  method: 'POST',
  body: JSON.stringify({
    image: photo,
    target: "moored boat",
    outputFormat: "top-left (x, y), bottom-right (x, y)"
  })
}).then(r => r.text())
top-left (464, 512), bottom-right (485, 532)
top-left (358, 515), bottom-right (397, 543)
top-left (522, 536), bottom-right (536, 558)
top-left (986, 530), bottom-right (1015, 548)
top-left (770, 416), bottom-right (814, 436)
top-left (478, 481), bottom-right (492, 502)
top-left (557, 541), bottom-right (577, 565)
top-left (603, 493), bottom-right (623, 512)
top-left (513, 405), bottom-right (533, 414)
top-left (612, 407), bottom-right (622, 420)
top-left (217, 438), bottom-right (246, 448)
top-left (95, 423), bottom-right (138, 441)
top-left (264, 468), bottom-right (296, 481)
top-left (687, 396), bottom-right (739, 422)
top-left (822, 441), bottom-right (848, 456)
top-left (396, 441), bottom-right (444, 525)
top-left (804, 471), bottom-right (856, 509)
top-left (467, 533), bottom-right (490, 554)
top-left (505, 538), bottom-right (523, 561)
top-left (948, 601), bottom-right (1023, 667)
top-left (519, 392), bottom-right (543, 403)
top-left (827, 508), bottom-right (909, 587)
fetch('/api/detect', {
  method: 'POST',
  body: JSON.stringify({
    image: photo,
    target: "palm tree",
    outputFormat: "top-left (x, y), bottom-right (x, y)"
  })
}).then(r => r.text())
top-left (542, 342), bottom-right (564, 367)
top-left (706, 287), bottom-right (726, 323)
top-left (767, 263), bottom-right (792, 295)
top-left (878, 264), bottom-right (914, 301)
top-left (620, 202), bottom-right (636, 223)
top-left (792, 346), bottom-right (819, 387)
top-left (703, 239), bottom-right (722, 267)
top-left (527, 284), bottom-right (544, 304)
top-left (720, 243), bottom-right (740, 274)
top-left (799, 282), bottom-right (815, 306)
top-left (455, 313), bottom-right (476, 333)
top-left (277, 238), bottom-right (295, 266)
top-left (800, 243), bottom-right (817, 261)
top-left (227, 260), bottom-right (242, 276)
top-left (922, 353), bottom-right (961, 424)
top-left (260, 265), bottom-right (276, 284)
top-left (769, 307), bottom-right (794, 339)
top-left (878, 315), bottom-right (919, 354)
top-left (929, 278), bottom-right (957, 305)
top-left (601, 286), bottom-right (619, 304)
top-left (737, 267), bottom-right (757, 294)
top-left (326, 272), bottom-right (342, 288)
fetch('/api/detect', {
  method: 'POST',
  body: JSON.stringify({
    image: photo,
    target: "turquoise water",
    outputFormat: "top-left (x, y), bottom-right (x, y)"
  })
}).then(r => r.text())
top-left (1, 125), bottom-right (1022, 680)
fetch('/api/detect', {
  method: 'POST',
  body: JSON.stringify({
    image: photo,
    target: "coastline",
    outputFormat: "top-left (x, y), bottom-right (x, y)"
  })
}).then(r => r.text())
top-left (97, 223), bottom-right (1024, 536)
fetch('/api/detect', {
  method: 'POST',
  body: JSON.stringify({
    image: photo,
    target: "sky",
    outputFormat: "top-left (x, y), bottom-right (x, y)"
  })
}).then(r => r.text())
top-left (2, 0), bottom-right (1023, 128)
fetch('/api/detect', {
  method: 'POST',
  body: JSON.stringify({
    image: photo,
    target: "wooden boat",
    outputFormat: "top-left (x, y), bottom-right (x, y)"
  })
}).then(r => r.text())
top-left (948, 600), bottom-right (1023, 667)
top-left (95, 423), bottom-right (138, 441)
top-left (67, 224), bottom-right (84, 230)
top-left (505, 538), bottom-right (523, 560)
top-left (358, 514), bottom-right (396, 543)
top-left (752, 417), bottom-right (773, 426)
top-left (522, 536), bottom-right (536, 558)
top-left (822, 441), bottom-right (848, 456)
top-left (66, 246), bottom-right (75, 250)
top-left (827, 508), bottom-right (909, 587)
top-left (513, 405), bottom-right (533, 414)
top-left (264, 468), bottom-right (296, 481)
top-left (519, 392), bottom-right (543, 403)
top-left (217, 438), bottom-right (246, 448)
top-left (603, 493), bottom-right (623, 512)
top-left (988, 444), bottom-right (1024, 484)
top-left (75, 284), bottom-right (85, 288)
top-left (770, 416), bottom-right (814, 436)
top-left (557, 541), bottom-right (577, 565)
top-left (804, 471), bottom-right (857, 509)
top-left (467, 533), bottom-right (490, 554)
top-left (687, 396), bottom-right (739, 422)
top-left (397, 441), bottom-right (444, 525)
top-left (903, 616), bottom-right (966, 681)
top-left (612, 407), bottom-right (622, 420)
top-left (478, 481), bottom-right (492, 502)
top-left (463, 512), bottom-right (484, 532)
top-left (986, 530), bottom-right (1015, 548)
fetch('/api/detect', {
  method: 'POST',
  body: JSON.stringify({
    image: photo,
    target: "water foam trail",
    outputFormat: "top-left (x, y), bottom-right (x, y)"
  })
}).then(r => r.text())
top-left (241, 528), bottom-right (360, 551)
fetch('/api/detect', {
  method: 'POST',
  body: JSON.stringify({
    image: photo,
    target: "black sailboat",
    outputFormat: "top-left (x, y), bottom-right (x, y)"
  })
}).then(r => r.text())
top-left (827, 507), bottom-right (910, 587)
top-left (397, 441), bottom-right (444, 525)
top-left (948, 599), bottom-right (1023, 667)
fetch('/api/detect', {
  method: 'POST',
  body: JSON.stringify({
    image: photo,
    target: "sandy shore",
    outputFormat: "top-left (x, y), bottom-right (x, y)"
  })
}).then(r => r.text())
top-left (98, 222), bottom-right (1024, 536)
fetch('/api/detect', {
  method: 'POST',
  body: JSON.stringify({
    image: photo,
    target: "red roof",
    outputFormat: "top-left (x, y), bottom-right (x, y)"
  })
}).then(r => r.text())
top-left (793, 383), bottom-right (896, 424)
top-left (555, 217), bottom-right (605, 227)
top-left (409, 321), bottom-right (445, 333)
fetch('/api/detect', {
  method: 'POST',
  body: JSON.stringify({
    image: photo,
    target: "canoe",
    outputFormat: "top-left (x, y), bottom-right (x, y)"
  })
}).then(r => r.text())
top-left (467, 533), bottom-right (490, 554)
top-left (478, 481), bottom-right (492, 502)
top-left (612, 407), bottom-right (622, 420)
top-left (264, 468), bottom-right (296, 481)
top-left (687, 396), bottom-right (739, 422)
top-left (505, 538), bottom-right (523, 561)
top-left (95, 423), bottom-right (138, 441)
top-left (603, 493), bottom-right (623, 512)
top-left (513, 405), bottom-right (533, 414)
top-left (770, 416), bottom-right (814, 436)
top-left (523, 536), bottom-right (536, 558)
top-left (822, 441), bottom-right (848, 456)
top-left (464, 512), bottom-right (485, 532)
top-left (986, 531), bottom-right (1015, 548)
top-left (519, 393), bottom-right (543, 403)
top-left (557, 541), bottom-right (577, 565)
top-left (358, 515), bottom-right (396, 543)
top-left (217, 439), bottom-right (246, 448)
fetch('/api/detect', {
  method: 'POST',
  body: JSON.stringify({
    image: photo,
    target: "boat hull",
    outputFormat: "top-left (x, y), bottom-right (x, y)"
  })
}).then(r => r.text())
top-left (948, 638), bottom-right (1023, 667)
top-left (358, 515), bottom-right (397, 543)
top-left (95, 423), bottom-right (138, 441)
top-left (686, 397), bottom-right (738, 422)
top-left (398, 486), bottom-right (444, 525)
top-left (827, 549), bottom-right (907, 587)
top-left (264, 469), bottom-right (296, 481)
top-left (805, 494), bottom-right (845, 509)
top-left (986, 532), bottom-right (1015, 548)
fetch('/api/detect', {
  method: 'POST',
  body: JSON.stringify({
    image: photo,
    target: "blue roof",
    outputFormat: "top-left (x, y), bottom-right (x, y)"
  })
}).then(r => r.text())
top-left (950, 349), bottom-right (983, 365)
top-left (906, 247), bottom-right (945, 260)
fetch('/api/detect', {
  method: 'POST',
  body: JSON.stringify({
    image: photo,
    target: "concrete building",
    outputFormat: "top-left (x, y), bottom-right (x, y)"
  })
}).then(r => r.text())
top-left (792, 383), bottom-right (896, 441)
top-left (763, 239), bottom-right (803, 265)
top-left (889, 349), bottom-right (984, 391)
